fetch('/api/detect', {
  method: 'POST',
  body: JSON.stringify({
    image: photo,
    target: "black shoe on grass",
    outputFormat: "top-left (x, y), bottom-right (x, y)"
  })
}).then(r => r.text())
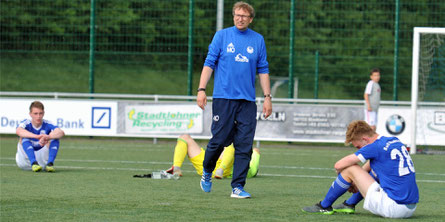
top-left (333, 200), bottom-right (355, 214)
top-left (302, 202), bottom-right (334, 215)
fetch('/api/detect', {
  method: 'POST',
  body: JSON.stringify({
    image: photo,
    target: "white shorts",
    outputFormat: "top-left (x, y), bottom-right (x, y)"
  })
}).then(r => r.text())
top-left (364, 110), bottom-right (378, 126)
top-left (16, 142), bottom-right (49, 171)
top-left (364, 182), bottom-right (417, 218)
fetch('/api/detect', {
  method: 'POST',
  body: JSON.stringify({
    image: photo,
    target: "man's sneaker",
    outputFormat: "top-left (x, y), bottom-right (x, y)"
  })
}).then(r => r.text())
top-left (200, 170), bottom-right (212, 192)
top-left (45, 162), bottom-right (55, 172)
top-left (230, 186), bottom-right (251, 199)
top-left (214, 168), bottom-right (224, 179)
top-left (302, 202), bottom-right (334, 215)
top-left (333, 200), bottom-right (356, 214)
top-left (165, 166), bottom-right (182, 177)
top-left (31, 162), bottom-right (42, 172)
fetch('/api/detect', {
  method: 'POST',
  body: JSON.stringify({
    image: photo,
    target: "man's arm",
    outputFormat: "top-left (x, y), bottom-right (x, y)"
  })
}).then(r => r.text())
top-left (334, 154), bottom-right (361, 174)
top-left (39, 128), bottom-right (65, 146)
top-left (364, 93), bottom-right (371, 111)
top-left (197, 66), bottom-right (213, 110)
top-left (16, 127), bottom-right (41, 139)
top-left (258, 73), bottom-right (272, 118)
top-left (49, 128), bottom-right (65, 139)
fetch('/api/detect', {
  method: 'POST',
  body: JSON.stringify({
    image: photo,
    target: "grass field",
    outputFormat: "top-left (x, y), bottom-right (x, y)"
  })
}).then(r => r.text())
top-left (1, 136), bottom-right (444, 221)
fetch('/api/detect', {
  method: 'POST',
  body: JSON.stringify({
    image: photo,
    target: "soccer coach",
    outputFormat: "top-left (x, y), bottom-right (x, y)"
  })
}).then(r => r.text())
top-left (196, 1), bottom-right (272, 198)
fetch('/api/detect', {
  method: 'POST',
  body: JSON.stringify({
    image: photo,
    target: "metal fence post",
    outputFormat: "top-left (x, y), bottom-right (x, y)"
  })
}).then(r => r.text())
top-left (288, 0), bottom-right (295, 98)
top-left (187, 0), bottom-right (195, 96)
top-left (89, 0), bottom-right (96, 94)
top-left (216, 0), bottom-right (224, 31)
top-left (393, 0), bottom-right (400, 101)
top-left (314, 51), bottom-right (319, 99)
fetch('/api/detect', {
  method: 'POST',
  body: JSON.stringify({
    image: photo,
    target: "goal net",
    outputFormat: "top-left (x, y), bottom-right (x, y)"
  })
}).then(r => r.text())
top-left (410, 27), bottom-right (445, 154)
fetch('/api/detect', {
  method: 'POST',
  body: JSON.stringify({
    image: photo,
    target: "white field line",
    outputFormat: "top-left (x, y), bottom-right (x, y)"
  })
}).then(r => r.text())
top-left (1, 157), bottom-right (445, 176)
top-left (1, 158), bottom-right (445, 183)
top-left (1, 163), bottom-right (443, 183)
top-left (42, 145), bottom-right (348, 157)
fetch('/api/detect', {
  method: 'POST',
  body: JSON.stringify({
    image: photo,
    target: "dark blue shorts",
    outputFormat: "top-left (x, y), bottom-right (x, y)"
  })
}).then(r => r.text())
top-left (203, 98), bottom-right (257, 188)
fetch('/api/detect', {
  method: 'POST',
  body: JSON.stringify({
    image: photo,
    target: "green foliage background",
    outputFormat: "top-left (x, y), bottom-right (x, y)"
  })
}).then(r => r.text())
top-left (1, 0), bottom-right (444, 100)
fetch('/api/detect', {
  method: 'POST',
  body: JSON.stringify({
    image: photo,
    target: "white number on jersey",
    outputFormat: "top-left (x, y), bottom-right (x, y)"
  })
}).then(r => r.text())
top-left (391, 145), bottom-right (415, 176)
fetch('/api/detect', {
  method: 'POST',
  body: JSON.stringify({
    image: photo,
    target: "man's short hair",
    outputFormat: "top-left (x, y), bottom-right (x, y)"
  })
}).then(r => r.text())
top-left (233, 1), bottom-right (255, 18)
top-left (345, 120), bottom-right (375, 145)
top-left (30, 101), bottom-right (44, 112)
top-left (370, 68), bottom-right (380, 75)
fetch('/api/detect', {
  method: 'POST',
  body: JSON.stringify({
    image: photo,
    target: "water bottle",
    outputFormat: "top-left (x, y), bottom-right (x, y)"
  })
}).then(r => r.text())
top-left (152, 171), bottom-right (162, 179)
top-left (152, 170), bottom-right (179, 180)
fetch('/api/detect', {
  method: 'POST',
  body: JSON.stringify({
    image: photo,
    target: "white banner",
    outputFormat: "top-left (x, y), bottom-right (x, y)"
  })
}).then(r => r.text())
top-left (124, 105), bottom-right (203, 134)
top-left (377, 106), bottom-right (445, 146)
top-left (253, 105), bottom-right (363, 143)
top-left (377, 107), bottom-right (412, 144)
top-left (2, 97), bottom-right (442, 146)
top-left (0, 98), bottom-right (117, 136)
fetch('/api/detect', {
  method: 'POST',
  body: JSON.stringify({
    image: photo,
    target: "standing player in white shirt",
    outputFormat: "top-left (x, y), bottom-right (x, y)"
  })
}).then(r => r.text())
top-left (364, 68), bottom-right (381, 131)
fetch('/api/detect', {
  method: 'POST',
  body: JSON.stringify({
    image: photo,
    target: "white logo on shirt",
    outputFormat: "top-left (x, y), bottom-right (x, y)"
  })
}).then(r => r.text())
top-left (247, 46), bottom-right (254, 54)
top-left (227, 43), bottom-right (235, 53)
top-left (235, 53), bottom-right (249, 63)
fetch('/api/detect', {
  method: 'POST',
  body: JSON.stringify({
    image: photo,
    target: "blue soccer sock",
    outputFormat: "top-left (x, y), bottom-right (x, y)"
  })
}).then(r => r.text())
top-left (345, 192), bottom-right (363, 205)
top-left (345, 171), bottom-right (377, 205)
top-left (22, 139), bottom-right (37, 165)
top-left (47, 139), bottom-right (60, 164)
top-left (320, 174), bottom-right (351, 208)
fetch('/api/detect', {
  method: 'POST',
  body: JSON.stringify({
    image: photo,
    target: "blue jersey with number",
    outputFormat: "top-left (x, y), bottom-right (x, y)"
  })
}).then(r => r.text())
top-left (355, 136), bottom-right (419, 204)
top-left (204, 26), bottom-right (269, 102)
top-left (18, 119), bottom-right (58, 150)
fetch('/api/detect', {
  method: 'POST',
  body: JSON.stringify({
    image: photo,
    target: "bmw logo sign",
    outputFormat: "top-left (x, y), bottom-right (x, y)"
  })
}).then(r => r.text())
top-left (385, 114), bottom-right (406, 135)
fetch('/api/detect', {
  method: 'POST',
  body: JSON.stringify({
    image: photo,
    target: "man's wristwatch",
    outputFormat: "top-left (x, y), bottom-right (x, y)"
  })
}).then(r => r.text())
top-left (197, 88), bottom-right (206, 92)
top-left (264, 94), bottom-right (272, 98)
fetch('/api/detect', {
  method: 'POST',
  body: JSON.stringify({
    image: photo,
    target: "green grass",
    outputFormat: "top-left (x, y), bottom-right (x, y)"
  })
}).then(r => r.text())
top-left (1, 136), bottom-right (444, 221)
top-left (1, 56), bottom-right (407, 100)
top-left (0, 56), bottom-right (209, 95)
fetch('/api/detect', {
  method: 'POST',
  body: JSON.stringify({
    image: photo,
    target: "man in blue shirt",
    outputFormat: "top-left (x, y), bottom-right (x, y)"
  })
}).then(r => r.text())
top-left (196, 1), bottom-right (272, 198)
top-left (16, 101), bottom-right (65, 172)
top-left (302, 120), bottom-right (419, 218)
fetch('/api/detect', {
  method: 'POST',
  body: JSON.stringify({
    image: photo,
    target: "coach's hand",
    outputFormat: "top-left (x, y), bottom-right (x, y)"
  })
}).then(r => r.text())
top-left (262, 97), bottom-right (272, 118)
top-left (197, 91), bottom-right (207, 110)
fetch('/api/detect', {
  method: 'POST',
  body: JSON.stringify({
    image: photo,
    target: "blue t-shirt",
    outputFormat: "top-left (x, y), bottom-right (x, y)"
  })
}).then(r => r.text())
top-left (18, 119), bottom-right (58, 150)
top-left (204, 26), bottom-right (269, 101)
top-left (355, 136), bottom-right (419, 204)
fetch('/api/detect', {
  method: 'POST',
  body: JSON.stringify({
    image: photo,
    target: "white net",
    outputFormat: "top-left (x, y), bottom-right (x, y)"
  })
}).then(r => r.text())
top-left (411, 28), bottom-right (445, 154)
top-left (418, 32), bottom-right (445, 102)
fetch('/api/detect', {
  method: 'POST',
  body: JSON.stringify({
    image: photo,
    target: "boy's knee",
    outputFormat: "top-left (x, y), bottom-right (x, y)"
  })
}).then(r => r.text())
top-left (343, 164), bottom-right (362, 173)
top-left (340, 165), bottom-right (367, 181)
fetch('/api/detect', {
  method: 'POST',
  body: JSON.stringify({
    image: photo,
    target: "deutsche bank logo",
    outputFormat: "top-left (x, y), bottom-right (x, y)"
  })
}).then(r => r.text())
top-left (92, 107), bottom-right (111, 129)
top-left (385, 114), bottom-right (405, 135)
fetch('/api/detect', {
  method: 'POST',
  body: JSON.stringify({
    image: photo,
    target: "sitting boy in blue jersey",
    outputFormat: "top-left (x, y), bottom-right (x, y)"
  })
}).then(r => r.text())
top-left (16, 101), bottom-right (65, 172)
top-left (302, 120), bottom-right (419, 218)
